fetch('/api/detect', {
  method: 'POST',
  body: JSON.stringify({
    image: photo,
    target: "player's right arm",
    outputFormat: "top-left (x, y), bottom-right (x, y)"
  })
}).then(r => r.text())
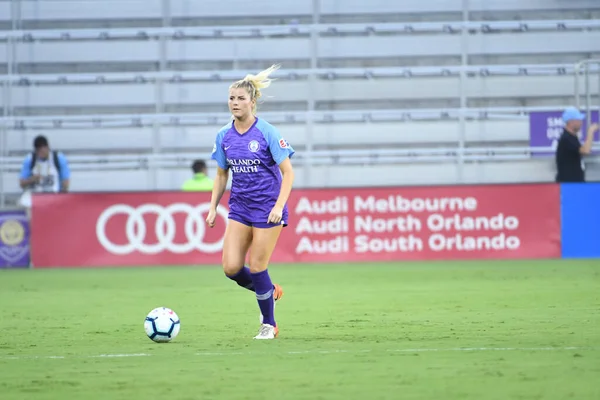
top-left (207, 132), bottom-right (229, 227)
top-left (207, 169), bottom-right (229, 227)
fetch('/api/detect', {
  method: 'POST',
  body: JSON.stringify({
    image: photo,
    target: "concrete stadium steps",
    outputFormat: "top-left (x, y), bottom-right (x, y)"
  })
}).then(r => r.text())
top-left (2, 0), bottom-right (599, 30)
top-left (3, 75), bottom-right (598, 112)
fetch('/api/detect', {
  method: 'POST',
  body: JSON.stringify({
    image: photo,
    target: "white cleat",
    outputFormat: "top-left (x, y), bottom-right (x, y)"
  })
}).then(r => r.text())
top-left (253, 324), bottom-right (279, 340)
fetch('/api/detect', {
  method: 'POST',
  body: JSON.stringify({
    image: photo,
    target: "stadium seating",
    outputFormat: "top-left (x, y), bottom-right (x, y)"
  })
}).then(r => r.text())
top-left (0, 0), bottom-right (598, 27)
top-left (1, 0), bottom-right (600, 203)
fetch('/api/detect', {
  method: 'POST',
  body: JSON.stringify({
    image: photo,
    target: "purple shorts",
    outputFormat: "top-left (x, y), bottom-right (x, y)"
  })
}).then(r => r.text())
top-left (228, 211), bottom-right (288, 229)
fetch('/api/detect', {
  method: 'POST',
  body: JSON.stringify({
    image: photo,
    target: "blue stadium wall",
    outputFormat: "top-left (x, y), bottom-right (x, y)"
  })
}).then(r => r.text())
top-left (560, 183), bottom-right (600, 258)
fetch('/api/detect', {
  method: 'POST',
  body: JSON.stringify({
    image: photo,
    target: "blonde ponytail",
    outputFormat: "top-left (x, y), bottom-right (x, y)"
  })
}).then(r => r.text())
top-left (230, 64), bottom-right (280, 114)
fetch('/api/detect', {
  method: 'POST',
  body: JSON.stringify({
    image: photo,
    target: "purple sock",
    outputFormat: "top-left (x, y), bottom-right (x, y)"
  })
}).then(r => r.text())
top-left (251, 270), bottom-right (276, 326)
top-left (227, 266), bottom-right (255, 292)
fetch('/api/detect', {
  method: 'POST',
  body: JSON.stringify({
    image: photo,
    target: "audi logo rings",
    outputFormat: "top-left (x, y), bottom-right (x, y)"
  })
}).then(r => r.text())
top-left (96, 203), bottom-right (228, 255)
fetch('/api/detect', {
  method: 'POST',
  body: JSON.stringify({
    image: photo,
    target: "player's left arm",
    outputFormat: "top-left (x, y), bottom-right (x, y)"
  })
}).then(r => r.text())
top-left (275, 158), bottom-right (294, 209)
top-left (57, 152), bottom-right (71, 192)
top-left (266, 127), bottom-right (295, 209)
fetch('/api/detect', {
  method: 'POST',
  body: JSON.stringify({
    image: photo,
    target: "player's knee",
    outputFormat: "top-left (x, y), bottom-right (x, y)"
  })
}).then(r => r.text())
top-left (222, 258), bottom-right (243, 277)
top-left (248, 254), bottom-right (269, 274)
top-left (223, 264), bottom-right (242, 277)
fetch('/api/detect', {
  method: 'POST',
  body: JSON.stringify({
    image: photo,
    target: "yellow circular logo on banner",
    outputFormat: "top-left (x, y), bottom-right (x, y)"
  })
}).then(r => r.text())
top-left (0, 220), bottom-right (25, 246)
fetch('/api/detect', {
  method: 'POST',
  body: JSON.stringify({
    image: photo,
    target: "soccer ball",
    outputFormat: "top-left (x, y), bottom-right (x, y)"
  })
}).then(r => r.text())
top-left (144, 307), bottom-right (181, 343)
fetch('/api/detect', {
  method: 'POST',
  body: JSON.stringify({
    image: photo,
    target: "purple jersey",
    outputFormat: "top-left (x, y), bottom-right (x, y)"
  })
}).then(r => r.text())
top-left (211, 118), bottom-right (295, 225)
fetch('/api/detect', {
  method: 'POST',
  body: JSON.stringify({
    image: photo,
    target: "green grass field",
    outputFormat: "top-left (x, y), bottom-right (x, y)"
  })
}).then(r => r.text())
top-left (1, 260), bottom-right (599, 400)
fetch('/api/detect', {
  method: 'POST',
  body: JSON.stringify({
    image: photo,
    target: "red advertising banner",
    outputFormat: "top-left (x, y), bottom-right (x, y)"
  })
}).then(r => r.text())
top-left (31, 184), bottom-right (561, 268)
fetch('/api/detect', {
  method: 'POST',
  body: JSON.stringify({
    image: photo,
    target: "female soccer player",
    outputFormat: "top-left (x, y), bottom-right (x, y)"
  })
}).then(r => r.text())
top-left (205, 64), bottom-right (295, 340)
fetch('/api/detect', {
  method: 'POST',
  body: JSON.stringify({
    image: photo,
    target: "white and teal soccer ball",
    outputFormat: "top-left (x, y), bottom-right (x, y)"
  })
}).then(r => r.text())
top-left (144, 307), bottom-right (181, 343)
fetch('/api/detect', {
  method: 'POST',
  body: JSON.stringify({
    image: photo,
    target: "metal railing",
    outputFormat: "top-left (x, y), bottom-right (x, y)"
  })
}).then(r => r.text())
top-left (0, 106), bottom-right (586, 129)
top-left (0, 146), bottom-right (577, 171)
top-left (1, 19), bottom-right (599, 40)
top-left (1, 64), bottom-right (596, 85)
top-left (575, 59), bottom-right (600, 128)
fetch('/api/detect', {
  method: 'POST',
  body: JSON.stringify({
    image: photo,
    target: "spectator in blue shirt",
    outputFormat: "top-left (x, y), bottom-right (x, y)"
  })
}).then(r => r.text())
top-left (19, 135), bottom-right (71, 194)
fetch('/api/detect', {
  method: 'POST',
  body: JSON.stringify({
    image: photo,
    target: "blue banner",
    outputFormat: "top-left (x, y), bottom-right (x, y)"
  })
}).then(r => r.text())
top-left (560, 183), bottom-right (600, 258)
top-left (0, 209), bottom-right (31, 268)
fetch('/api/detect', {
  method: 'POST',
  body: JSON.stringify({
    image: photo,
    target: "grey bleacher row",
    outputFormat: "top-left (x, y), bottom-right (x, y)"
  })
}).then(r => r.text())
top-left (4, 120), bottom-right (529, 155)
top-left (1, 0), bottom-right (598, 25)
top-left (0, 160), bottom-right (566, 195)
top-left (3, 75), bottom-right (598, 111)
top-left (2, 64), bottom-right (597, 84)
top-left (0, 106), bottom-right (559, 128)
top-left (1, 114), bottom-right (562, 194)
top-left (5, 115), bottom-right (586, 195)
top-left (1, 20), bottom-right (599, 112)
top-left (2, 24), bottom-right (599, 64)
top-left (3, 18), bottom-right (599, 40)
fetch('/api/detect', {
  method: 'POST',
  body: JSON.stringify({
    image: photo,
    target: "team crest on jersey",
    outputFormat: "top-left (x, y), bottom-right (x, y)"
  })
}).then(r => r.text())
top-left (279, 138), bottom-right (290, 148)
top-left (248, 140), bottom-right (260, 152)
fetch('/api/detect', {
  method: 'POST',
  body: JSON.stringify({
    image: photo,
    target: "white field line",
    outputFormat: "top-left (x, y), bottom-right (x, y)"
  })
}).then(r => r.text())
top-left (0, 346), bottom-right (596, 360)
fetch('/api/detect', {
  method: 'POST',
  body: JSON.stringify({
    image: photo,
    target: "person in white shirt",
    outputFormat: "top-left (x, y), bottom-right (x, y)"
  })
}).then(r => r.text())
top-left (18, 135), bottom-right (71, 210)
